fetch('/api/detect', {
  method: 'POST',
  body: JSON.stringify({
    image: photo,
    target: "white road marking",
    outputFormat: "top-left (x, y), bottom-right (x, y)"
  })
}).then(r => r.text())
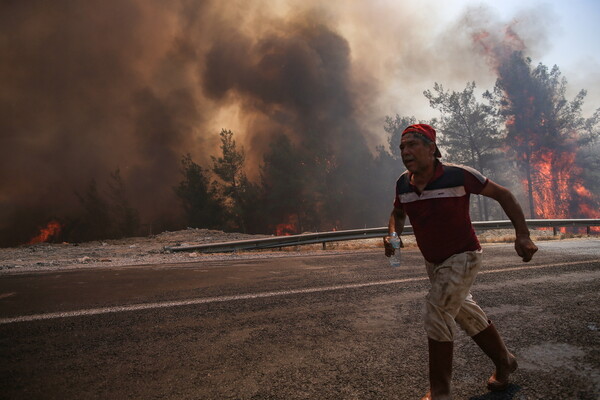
top-left (1, 259), bottom-right (598, 325)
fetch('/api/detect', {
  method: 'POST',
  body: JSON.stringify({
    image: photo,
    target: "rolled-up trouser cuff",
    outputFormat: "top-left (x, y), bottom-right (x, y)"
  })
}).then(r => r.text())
top-left (424, 250), bottom-right (489, 342)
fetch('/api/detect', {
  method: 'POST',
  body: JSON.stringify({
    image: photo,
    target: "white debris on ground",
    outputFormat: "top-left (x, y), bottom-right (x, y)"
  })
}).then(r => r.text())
top-left (0, 229), bottom-right (267, 274)
top-left (0, 227), bottom-right (562, 274)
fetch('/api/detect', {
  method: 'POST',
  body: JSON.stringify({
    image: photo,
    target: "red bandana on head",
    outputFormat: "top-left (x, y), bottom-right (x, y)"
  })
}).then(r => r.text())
top-left (402, 124), bottom-right (441, 158)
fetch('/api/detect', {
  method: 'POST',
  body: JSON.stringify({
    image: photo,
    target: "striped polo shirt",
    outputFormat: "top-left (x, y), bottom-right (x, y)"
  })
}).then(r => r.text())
top-left (393, 161), bottom-right (488, 264)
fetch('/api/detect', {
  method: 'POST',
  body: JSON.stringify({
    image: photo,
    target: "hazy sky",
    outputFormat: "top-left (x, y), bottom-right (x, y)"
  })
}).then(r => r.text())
top-left (414, 0), bottom-right (599, 115)
top-left (463, 0), bottom-right (600, 69)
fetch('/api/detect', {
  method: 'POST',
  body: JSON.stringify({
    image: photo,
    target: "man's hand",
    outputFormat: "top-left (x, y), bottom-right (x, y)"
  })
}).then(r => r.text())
top-left (515, 234), bottom-right (538, 262)
top-left (383, 236), bottom-right (394, 257)
top-left (481, 181), bottom-right (537, 262)
top-left (383, 235), bottom-right (402, 257)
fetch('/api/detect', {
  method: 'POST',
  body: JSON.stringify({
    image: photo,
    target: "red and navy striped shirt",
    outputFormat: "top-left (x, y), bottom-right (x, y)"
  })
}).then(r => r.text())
top-left (393, 161), bottom-right (488, 264)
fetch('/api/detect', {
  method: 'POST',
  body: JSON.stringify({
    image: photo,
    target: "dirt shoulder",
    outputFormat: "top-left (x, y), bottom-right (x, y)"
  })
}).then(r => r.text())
top-left (0, 227), bottom-right (580, 274)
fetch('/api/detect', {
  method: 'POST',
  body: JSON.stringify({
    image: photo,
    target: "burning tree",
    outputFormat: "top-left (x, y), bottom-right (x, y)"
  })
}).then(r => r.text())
top-left (488, 52), bottom-right (600, 219)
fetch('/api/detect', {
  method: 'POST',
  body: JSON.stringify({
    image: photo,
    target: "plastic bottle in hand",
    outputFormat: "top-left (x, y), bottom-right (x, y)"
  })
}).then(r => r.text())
top-left (389, 232), bottom-right (401, 267)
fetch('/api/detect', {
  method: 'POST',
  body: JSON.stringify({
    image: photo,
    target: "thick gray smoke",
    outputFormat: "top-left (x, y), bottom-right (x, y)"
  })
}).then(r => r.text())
top-left (0, 1), bottom-right (565, 245)
top-left (0, 1), bottom-right (216, 244)
top-left (0, 1), bottom-right (380, 245)
top-left (201, 12), bottom-right (370, 165)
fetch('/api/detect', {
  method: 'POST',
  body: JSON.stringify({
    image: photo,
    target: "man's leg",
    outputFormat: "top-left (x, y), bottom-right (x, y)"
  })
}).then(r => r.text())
top-left (471, 321), bottom-right (518, 391)
top-left (454, 293), bottom-right (489, 335)
top-left (422, 251), bottom-right (482, 399)
top-left (420, 339), bottom-right (453, 400)
top-left (452, 277), bottom-right (518, 391)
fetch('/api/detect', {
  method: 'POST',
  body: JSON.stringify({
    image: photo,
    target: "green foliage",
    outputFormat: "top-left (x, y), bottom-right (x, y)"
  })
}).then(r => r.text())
top-left (257, 128), bottom-right (386, 233)
top-left (424, 82), bottom-right (503, 170)
top-left (384, 115), bottom-right (418, 159)
top-left (259, 134), bottom-right (315, 232)
top-left (210, 129), bottom-right (261, 233)
top-left (424, 81), bottom-right (505, 220)
top-left (211, 129), bottom-right (246, 197)
top-left (234, 174), bottom-right (264, 233)
top-left (175, 154), bottom-right (224, 229)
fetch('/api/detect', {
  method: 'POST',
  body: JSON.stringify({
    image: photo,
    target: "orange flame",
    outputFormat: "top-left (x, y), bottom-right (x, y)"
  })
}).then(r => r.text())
top-left (525, 147), bottom-right (600, 234)
top-left (574, 183), bottom-right (594, 200)
top-left (530, 150), bottom-right (570, 218)
top-left (274, 214), bottom-right (298, 236)
top-left (27, 220), bottom-right (62, 244)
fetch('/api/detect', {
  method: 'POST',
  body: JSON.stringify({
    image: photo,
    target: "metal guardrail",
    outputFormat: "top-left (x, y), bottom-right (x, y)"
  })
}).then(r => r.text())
top-left (164, 219), bottom-right (600, 254)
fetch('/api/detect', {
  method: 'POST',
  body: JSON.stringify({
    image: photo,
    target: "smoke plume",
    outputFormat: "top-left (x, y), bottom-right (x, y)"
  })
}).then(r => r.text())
top-left (0, 1), bottom-right (574, 246)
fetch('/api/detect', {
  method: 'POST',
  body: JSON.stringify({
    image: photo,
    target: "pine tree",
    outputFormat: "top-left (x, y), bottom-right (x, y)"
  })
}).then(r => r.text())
top-left (175, 154), bottom-right (224, 229)
top-left (424, 82), bottom-right (504, 220)
top-left (211, 129), bottom-right (254, 232)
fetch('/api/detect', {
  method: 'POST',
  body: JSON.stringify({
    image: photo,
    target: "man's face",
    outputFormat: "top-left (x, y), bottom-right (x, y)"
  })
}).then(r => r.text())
top-left (400, 132), bottom-right (436, 173)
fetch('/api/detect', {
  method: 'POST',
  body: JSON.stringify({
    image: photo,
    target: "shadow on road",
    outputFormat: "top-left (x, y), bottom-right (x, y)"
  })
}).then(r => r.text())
top-left (469, 384), bottom-right (521, 400)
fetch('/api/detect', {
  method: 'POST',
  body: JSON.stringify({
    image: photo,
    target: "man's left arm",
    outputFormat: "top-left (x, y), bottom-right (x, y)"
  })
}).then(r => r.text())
top-left (480, 180), bottom-right (538, 262)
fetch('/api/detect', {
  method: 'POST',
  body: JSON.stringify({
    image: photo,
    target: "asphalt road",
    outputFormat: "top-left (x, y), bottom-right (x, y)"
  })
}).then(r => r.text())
top-left (1, 239), bottom-right (599, 400)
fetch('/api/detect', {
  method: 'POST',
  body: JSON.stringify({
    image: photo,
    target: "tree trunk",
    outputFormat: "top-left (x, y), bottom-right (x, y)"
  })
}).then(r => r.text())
top-left (525, 152), bottom-right (536, 219)
top-left (477, 196), bottom-right (485, 221)
top-left (475, 154), bottom-right (489, 221)
top-left (482, 196), bottom-right (489, 221)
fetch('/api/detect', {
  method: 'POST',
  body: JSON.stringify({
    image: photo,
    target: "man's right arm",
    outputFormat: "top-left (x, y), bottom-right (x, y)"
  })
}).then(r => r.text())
top-left (480, 180), bottom-right (538, 262)
top-left (384, 206), bottom-right (406, 257)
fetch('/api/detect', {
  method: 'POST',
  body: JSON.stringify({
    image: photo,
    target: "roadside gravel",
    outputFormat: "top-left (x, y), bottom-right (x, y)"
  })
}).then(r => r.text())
top-left (0, 227), bottom-right (561, 274)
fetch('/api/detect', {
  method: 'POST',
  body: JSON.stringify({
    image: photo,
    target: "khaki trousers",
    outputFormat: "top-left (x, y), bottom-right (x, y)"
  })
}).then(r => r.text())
top-left (424, 250), bottom-right (490, 342)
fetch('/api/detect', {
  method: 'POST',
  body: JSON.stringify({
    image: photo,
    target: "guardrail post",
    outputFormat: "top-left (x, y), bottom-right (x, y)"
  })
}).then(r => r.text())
top-left (553, 226), bottom-right (558, 236)
top-left (322, 242), bottom-right (326, 250)
top-left (587, 226), bottom-right (591, 235)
